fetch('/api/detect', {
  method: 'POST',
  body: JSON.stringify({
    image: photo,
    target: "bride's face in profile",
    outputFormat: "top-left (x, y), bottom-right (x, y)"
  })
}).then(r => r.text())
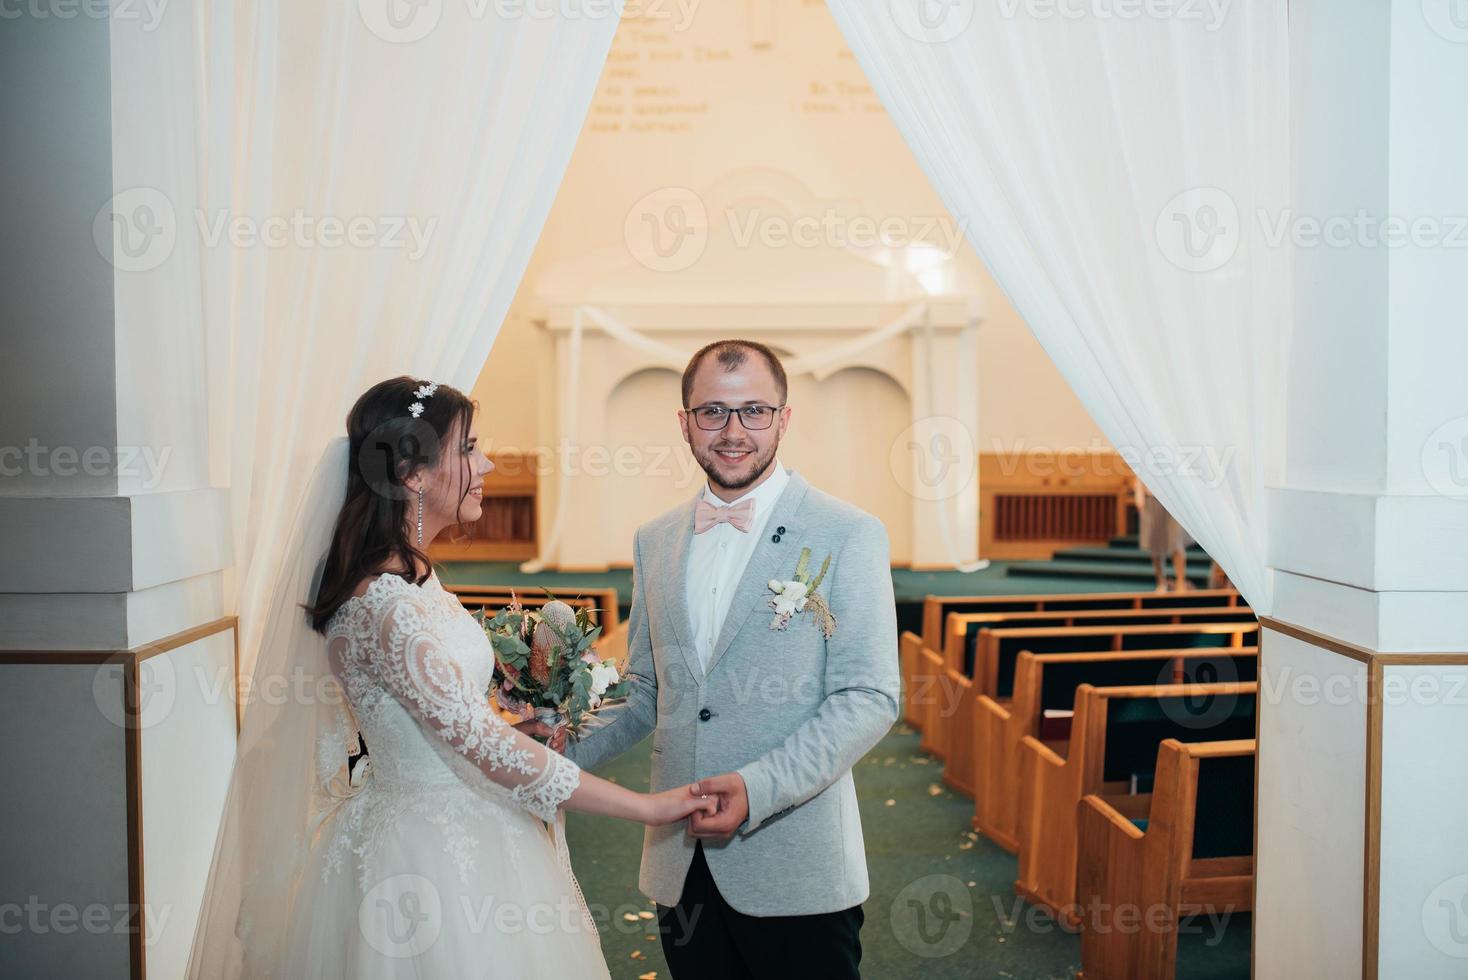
top-left (422, 413), bottom-right (494, 529)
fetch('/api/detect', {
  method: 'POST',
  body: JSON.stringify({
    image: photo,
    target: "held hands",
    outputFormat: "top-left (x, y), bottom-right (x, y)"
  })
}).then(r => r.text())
top-left (686, 772), bottom-right (749, 839)
top-left (643, 783), bottom-right (721, 825)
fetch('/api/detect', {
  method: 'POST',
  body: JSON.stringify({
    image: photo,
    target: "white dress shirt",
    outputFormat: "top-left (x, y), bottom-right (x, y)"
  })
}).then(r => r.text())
top-left (685, 460), bottom-right (790, 675)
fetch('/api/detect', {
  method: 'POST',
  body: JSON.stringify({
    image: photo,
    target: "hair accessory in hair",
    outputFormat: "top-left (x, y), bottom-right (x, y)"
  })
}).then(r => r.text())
top-left (408, 381), bottom-right (439, 418)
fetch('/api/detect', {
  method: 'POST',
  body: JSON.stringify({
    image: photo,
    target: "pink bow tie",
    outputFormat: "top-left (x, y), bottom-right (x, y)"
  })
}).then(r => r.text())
top-left (694, 498), bottom-right (755, 534)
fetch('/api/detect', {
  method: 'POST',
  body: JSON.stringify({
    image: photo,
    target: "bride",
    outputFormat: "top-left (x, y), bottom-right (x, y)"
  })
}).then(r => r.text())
top-left (187, 377), bottom-right (713, 978)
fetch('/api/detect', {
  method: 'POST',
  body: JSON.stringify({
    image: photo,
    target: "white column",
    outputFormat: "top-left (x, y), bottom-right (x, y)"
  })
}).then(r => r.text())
top-left (1255, 2), bottom-right (1468, 977)
top-left (905, 312), bottom-right (982, 570)
top-left (0, 9), bottom-right (235, 979)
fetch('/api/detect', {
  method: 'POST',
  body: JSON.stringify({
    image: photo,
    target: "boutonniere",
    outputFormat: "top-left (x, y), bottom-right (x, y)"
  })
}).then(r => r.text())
top-left (766, 547), bottom-right (837, 638)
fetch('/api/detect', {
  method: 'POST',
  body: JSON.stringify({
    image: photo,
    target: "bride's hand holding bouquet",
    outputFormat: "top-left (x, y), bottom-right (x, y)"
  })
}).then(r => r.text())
top-left (483, 594), bottom-right (627, 753)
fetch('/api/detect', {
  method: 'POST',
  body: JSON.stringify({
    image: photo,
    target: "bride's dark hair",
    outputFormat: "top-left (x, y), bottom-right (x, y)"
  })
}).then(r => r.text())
top-left (307, 376), bottom-right (478, 633)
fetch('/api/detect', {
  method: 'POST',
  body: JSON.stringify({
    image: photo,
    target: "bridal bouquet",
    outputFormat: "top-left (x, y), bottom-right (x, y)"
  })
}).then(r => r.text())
top-left (479, 592), bottom-right (628, 737)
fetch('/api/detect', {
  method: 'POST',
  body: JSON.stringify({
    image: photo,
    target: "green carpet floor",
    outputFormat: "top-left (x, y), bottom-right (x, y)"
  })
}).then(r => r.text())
top-left (565, 724), bottom-right (1250, 979)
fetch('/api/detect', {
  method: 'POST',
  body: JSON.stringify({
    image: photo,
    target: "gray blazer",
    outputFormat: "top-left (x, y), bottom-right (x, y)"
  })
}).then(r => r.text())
top-left (564, 469), bottom-right (900, 916)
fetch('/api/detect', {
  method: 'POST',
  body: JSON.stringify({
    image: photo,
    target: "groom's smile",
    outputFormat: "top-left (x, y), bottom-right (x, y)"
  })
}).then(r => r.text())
top-left (678, 342), bottom-right (792, 501)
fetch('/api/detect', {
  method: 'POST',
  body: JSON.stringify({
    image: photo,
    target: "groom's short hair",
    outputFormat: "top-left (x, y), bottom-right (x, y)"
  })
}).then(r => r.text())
top-left (681, 340), bottom-right (788, 408)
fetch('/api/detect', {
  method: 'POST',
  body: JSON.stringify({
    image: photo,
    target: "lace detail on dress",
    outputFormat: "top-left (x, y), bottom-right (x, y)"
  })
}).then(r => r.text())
top-left (375, 593), bottom-right (544, 779)
top-left (511, 750), bottom-right (582, 822)
top-left (320, 572), bottom-right (581, 890)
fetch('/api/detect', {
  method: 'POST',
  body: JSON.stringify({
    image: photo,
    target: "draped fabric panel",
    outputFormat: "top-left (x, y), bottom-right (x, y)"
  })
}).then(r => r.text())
top-left (828, 1), bottom-right (1290, 612)
top-left (195, 2), bottom-right (621, 677)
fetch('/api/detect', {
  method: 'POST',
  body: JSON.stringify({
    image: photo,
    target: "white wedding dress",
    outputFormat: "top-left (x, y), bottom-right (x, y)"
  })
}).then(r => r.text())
top-left (275, 569), bottom-right (611, 977)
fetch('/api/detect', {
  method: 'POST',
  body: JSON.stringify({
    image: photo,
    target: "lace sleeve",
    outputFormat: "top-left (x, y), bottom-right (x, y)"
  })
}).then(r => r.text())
top-left (366, 586), bottom-right (580, 821)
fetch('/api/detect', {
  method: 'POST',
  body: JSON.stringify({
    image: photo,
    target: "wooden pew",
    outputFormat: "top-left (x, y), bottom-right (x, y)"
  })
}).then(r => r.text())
top-left (900, 630), bottom-right (931, 726)
top-left (1076, 739), bottom-right (1255, 980)
top-left (918, 588), bottom-right (1246, 658)
top-left (915, 606), bottom-right (1251, 751)
top-left (1014, 681), bottom-right (1257, 921)
top-left (933, 616), bottom-right (1258, 777)
top-left (447, 585), bottom-right (620, 631)
top-left (972, 647), bottom-right (1258, 852)
top-left (901, 589), bottom-right (1245, 727)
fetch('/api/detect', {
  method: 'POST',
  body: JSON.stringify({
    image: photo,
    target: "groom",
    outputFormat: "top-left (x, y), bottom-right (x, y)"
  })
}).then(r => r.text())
top-left (561, 339), bottom-right (900, 979)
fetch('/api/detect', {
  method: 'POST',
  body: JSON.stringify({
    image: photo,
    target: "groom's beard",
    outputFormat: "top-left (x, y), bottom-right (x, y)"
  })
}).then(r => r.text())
top-left (692, 436), bottom-right (779, 493)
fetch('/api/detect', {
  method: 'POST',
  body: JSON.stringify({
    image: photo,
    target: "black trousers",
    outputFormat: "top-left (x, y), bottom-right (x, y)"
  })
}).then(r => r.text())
top-left (656, 842), bottom-right (864, 980)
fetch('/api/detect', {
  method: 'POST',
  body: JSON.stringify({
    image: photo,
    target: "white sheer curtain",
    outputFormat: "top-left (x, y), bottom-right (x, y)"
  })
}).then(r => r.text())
top-left (828, 1), bottom-right (1290, 613)
top-left (199, 2), bottom-right (620, 677)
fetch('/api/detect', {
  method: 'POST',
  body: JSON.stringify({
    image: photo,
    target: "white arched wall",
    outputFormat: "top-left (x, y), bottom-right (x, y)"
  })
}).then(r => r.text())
top-left (601, 367), bottom-right (697, 562)
top-left (595, 362), bottom-right (915, 567)
top-left (780, 365), bottom-right (913, 562)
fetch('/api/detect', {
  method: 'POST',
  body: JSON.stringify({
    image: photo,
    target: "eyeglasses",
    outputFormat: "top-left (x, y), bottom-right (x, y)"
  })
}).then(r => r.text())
top-left (687, 403), bottom-right (785, 431)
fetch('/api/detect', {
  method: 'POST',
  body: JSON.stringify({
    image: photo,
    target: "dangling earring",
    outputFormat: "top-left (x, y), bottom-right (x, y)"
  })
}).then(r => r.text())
top-left (416, 484), bottom-right (425, 546)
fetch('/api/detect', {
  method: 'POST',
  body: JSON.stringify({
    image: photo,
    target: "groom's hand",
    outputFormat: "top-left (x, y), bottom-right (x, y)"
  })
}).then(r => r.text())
top-left (687, 772), bottom-right (749, 838)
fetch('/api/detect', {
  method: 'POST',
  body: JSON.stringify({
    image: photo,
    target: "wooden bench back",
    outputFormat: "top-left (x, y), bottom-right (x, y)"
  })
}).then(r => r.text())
top-left (920, 587), bottom-right (1245, 650)
top-left (948, 605), bottom-right (1258, 678)
top-left (1188, 742), bottom-right (1256, 860)
top-left (1024, 647), bottom-right (1260, 717)
top-left (972, 621), bottom-right (1259, 700)
top-left (1072, 681), bottom-right (1258, 793)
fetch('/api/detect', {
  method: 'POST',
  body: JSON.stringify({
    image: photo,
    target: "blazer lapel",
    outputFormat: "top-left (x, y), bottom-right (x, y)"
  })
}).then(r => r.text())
top-left (704, 471), bottom-right (812, 678)
top-left (661, 493), bottom-right (705, 687)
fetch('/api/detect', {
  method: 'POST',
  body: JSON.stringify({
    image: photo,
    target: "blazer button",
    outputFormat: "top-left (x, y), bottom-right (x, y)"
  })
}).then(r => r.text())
top-left (771, 534), bottom-right (781, 543)
top-left (776, 525), bottom-right (786, 534)
top-left (698, 708), bottom-right (712, 722)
